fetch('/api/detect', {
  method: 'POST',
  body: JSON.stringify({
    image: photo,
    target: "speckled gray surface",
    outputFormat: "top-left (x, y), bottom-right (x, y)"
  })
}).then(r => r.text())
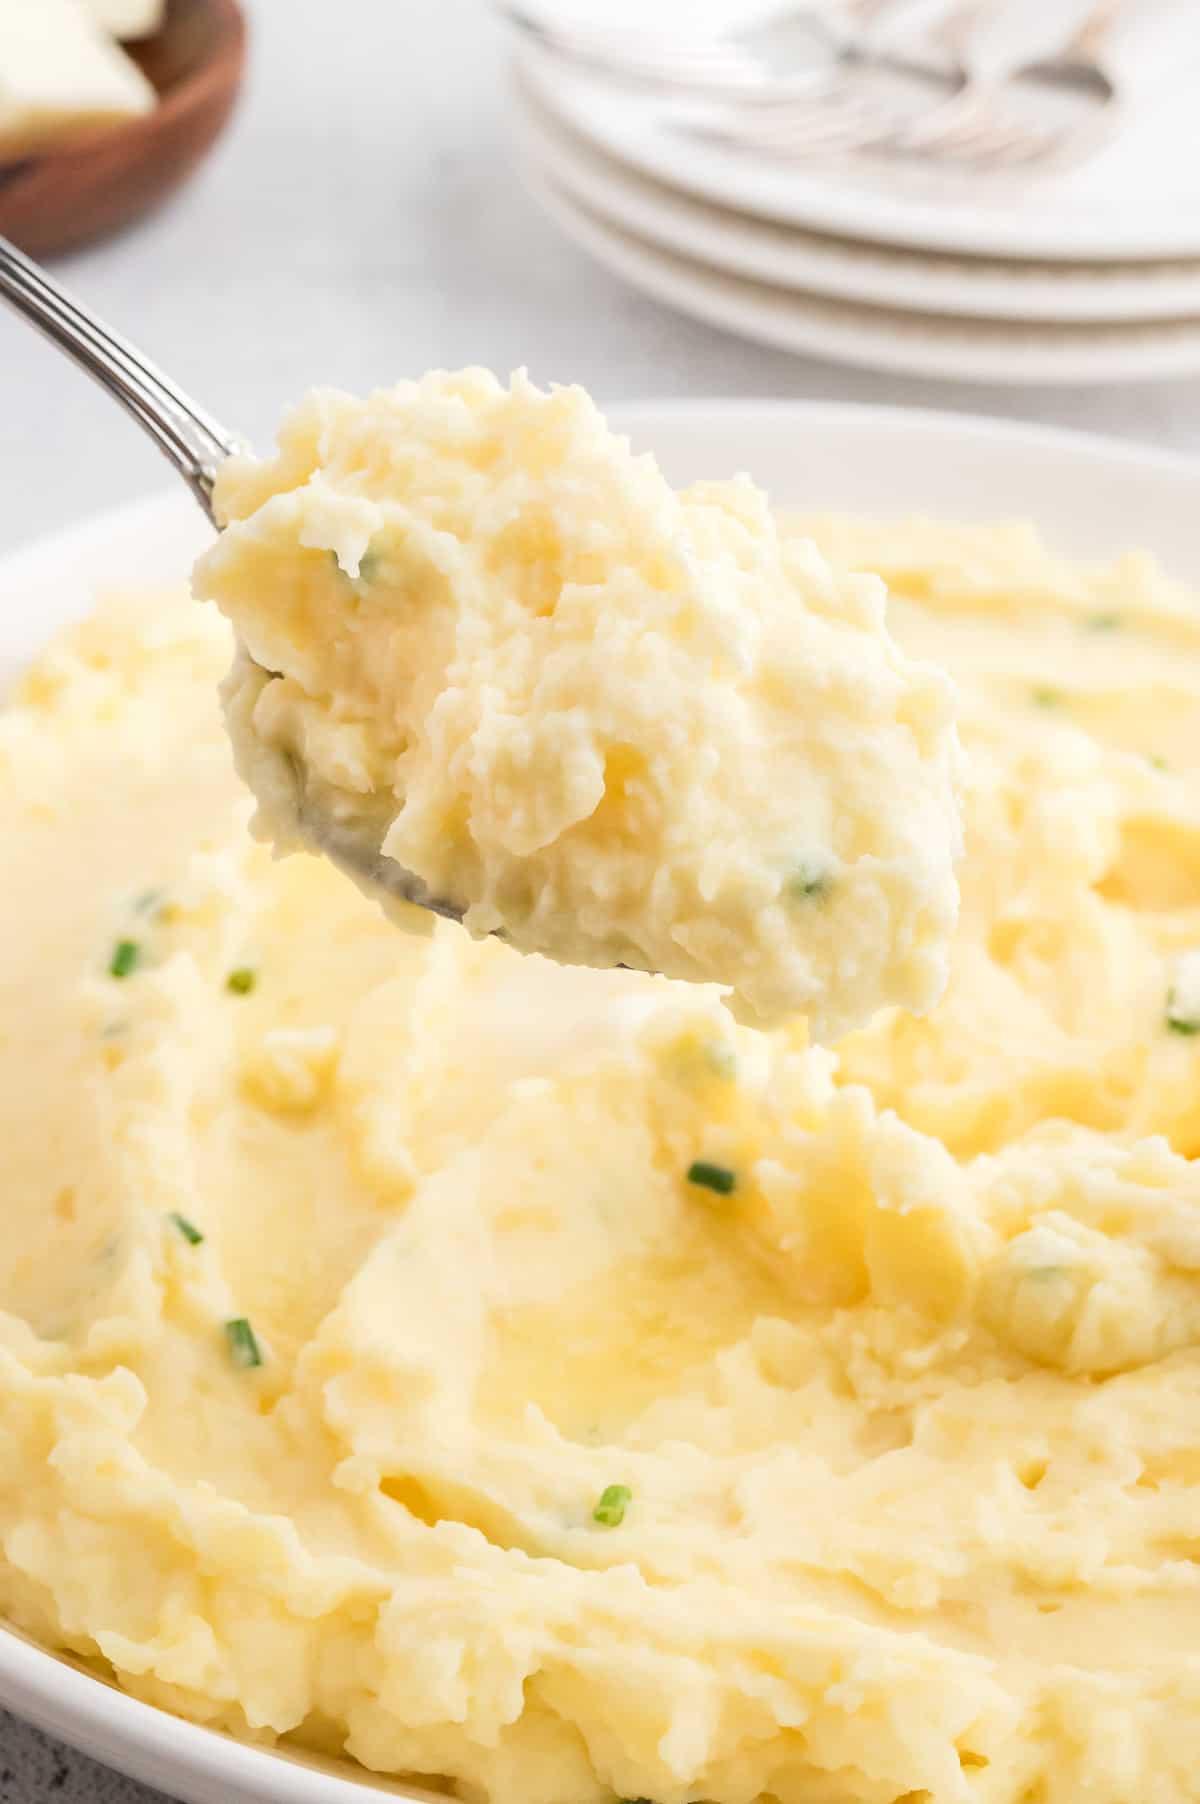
top-left (0, 1711), bottom-right (168, 1803)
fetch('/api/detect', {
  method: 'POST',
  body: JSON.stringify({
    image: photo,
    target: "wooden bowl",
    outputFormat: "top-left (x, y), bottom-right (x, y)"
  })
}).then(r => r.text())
top-left (0, 0), bottom-right (247, 260)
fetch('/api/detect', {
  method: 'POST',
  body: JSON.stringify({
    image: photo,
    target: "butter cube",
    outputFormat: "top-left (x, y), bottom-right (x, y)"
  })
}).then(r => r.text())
top-left (0, 0), bottom-right (155, 158)
top-left (84, 0), bottom-right (165, 39)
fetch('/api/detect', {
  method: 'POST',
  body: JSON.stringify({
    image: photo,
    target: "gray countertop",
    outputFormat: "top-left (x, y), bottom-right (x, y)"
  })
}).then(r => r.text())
top-left (0, 1719), bottom-right (163, 1804)
top-left (2, 0), bottom-right (1200, 1795)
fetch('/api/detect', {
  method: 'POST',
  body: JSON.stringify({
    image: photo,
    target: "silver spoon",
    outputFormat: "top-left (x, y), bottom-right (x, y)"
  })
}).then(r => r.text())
top-left (0, 234), bottom-right (466, 926)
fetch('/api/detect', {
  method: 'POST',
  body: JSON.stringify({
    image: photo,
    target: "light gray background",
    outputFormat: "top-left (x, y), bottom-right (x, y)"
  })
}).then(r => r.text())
top-left (3, 0), bottom-right (1200, 1795)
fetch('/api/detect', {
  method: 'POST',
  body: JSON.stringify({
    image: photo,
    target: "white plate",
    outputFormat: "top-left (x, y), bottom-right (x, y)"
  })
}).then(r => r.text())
top-left (513, 81), bottom-right (1200, 326)
top-left (2, 402), bottom-right (1200, 1799)
top-left (517, 46), bottom-right (1200, 265)
top-left (522, 164), bottom-right (1200, 384)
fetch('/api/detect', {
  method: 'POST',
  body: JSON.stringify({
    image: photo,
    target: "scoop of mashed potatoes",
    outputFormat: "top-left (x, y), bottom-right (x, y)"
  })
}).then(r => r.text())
top-left (4, 518), bottom-right (1200, 1804)
top-left (192, 370), bottom-right (961, 1036)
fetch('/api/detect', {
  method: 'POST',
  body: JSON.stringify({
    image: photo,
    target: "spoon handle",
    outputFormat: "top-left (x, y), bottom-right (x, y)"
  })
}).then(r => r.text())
top-left (0, 235), bottom-right (242, 525)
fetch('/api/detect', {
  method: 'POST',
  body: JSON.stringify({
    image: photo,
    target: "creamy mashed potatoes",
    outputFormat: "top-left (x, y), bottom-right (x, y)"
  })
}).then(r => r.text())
top-left (3, 520), bottom-right (1200, 1804)
top-left (193, 370), bottom-right (961, 1036)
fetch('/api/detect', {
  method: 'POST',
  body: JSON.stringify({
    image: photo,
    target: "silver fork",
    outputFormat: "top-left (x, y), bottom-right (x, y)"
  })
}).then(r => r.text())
top-left (893, 0), bottom-right (1102, 162)
top-left (690, 0), bottom-right (1101, 161)
top-left (698, 0), bottom-right (1197, 169)
top-left (675, 0), bottom-right (974, 155)
top-left (900, 0), bottom-right (1200, 168)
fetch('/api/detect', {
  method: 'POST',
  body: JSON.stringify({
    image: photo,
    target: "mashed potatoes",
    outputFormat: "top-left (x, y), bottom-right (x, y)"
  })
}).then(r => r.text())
top-left (193, 371), bottom-right (962, 1036)
top-left (3, 518), bottom-right (1200, 1804)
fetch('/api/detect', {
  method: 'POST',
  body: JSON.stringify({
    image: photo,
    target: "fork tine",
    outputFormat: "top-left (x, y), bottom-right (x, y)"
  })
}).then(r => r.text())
top-left (700, 79), bottom-right (1074, 169)
top-left (747, 95), bottom-right (879, 138)
top-left (939, 121), bottom-right (1060, 164)
top-left (705, 81), bottom-right (926, 156)
top-left (943, 105), bottom-right (1061, 156)
top-left (988, 130), bottom-right (1063, 166)
top-left (917, 114), bottom-right (1003, 152)
top-left (898, 85), bottom-right (982, 145)
top-left (708, 106), bottom-right (890, 155)
top-left (895, 84), bottom-right (1063, 164)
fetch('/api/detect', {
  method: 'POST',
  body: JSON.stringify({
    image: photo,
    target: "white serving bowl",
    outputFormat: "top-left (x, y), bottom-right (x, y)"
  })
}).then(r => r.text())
top-left (1, 400), bottom-right (1198, 1803)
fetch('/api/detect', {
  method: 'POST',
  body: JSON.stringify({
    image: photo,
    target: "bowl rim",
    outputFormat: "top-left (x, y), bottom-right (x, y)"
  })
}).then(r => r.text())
top-left (0, 1623), bottom-right (425, 1803)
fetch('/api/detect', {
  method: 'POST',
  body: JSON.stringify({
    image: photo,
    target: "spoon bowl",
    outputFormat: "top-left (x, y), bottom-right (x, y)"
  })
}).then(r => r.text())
top-left (294, 784), bottom-right (470, 925)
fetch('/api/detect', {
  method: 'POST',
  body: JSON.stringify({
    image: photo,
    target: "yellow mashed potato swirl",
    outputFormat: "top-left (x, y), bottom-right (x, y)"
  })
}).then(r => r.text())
top-left (193, 370), bottom-right (962, 1037)
top-left (2, 518), bottom-right (1200, 1804)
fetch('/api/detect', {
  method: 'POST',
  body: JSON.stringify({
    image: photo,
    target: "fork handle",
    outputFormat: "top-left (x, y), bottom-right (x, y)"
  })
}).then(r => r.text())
top-left (0, 236), bottom-right (242, 526)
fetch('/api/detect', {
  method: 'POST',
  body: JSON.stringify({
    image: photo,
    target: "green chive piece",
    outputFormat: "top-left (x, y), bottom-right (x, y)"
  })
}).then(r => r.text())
top-left (687, 1160), bottom-right (736, 1196)
top-left (1166, 984), bottom-right (1200, 1035)
top-left (1084, 612), bottom-right (1121, 632)
top-left (224, 1317), bottom-right (263, 1369)
top-left (226, 967), bottom-right (256, 996)
top-left (593, 1483), bottom-right (632, 1528)
top-left (1031, 686), bottom-right (1062, 709)
top-left (168, 1212), bottom-right (204, 1246)
top-left (109, 939), bottom-right (140, 979)
top-left (785, 858), bottom-right (830, 901)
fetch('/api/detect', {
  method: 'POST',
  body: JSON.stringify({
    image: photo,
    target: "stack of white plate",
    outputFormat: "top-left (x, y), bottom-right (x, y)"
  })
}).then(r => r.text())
top-left (511, 42), bottom-right (1200, 385)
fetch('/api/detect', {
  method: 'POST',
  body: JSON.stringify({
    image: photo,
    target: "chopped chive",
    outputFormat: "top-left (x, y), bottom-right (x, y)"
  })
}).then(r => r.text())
top-left (687, 1160), bottom-right (736, 1196)
top-left (593, 1483), bottom-right (632, 1528)
top-left (1167, 982), bottom-right (1200, 1035)
top-left (1084, 612), bottom-right (1121, 632)
top-left (785, 858), bottom-right (830, 901)
top-left (168, 1211), bottom-right (204, 1246)
top-left (224, 1316), bottom-right (263, 1369)
top-left (109, 939), bottom-right (140, 979)
top-left (226, 967), bottom-right (257, 996)
top-left (1031, 686), bottom-right (1062, 709)
top-left (133, 887), bottom-right (164, 915)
